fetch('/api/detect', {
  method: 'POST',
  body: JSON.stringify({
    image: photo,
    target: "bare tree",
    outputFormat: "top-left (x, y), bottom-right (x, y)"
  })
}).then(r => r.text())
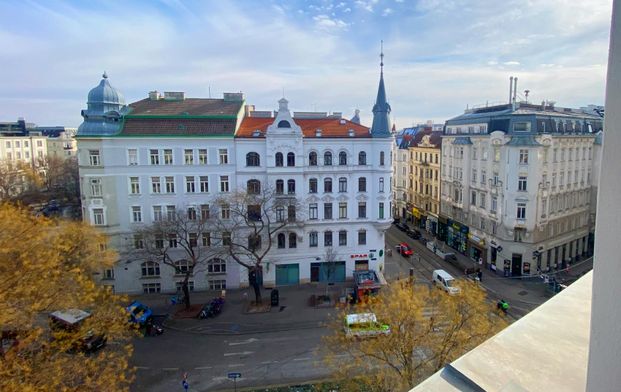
top-left (323, 246), bottom-right (338, 298)
top-left (210, 185), bottom-right (303, 304)
top-left (0, 159), bottom-right (39, 201)
top-left (132, 205), bottom-right (221, 309)
top-left (38, 156), bottom-right (80, 203)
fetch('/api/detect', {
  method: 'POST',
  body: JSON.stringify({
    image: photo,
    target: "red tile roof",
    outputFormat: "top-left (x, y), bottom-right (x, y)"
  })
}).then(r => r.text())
top-left (236, 117), bottom-right (370, 138)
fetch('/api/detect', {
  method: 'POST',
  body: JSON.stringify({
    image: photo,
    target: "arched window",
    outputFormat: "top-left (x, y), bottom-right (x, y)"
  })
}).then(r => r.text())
top-left (246, 152), bottom-right (260, 167)
top-left (339, 177), bottom-right (347, 192)
top-left (276, 179), bottom-right (284, 194)
top-left (141, 261), bottom-right (160, 277)
top-left (324, 178), bottom-right (333, 193)
top-left (324, 151), bottom-right (332, 166)
top-left (247, 179), bottom-right (261, 194)
top-left (309, 151), bottom-right (318, 166)
top-left (287, 152), bottom-right (295, 166)
top-left (287, 179), bottom-right (296, 194)
top-left (278, 120), bottom-right (291, 128)
top-left (358, 151), bottom-right (367, 165)
top-left (174, 260), bottom-right (194, 275)
top-left (358, 177), bottom-right (367, 192)
top-left (289, 233), bottom-right (297, 248)
top-left (275, 152), bottom-right (283, 167)
top-left (309, 178), bottom-right (318, 193)
top-left (380, 151), bottom-right (385, 166)
top-left (277, 233), bottom-right (286, 249)
top-left (207, 258), bottom-right (226, 274)
top-left (339, 151), bottom-right (347, 165)
top-left (379, 177), bottom-right (385, 192)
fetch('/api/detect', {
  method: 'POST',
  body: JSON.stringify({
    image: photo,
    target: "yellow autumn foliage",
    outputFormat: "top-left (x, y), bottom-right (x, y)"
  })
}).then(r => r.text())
top-left (324, 279), bottom-right (508, 391)
top-left (0, 204), bottom-right (134, 391)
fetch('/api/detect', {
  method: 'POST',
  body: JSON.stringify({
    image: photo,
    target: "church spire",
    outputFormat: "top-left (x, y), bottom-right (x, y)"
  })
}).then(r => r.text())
top-left (370, 41), bottom-right (392, 138)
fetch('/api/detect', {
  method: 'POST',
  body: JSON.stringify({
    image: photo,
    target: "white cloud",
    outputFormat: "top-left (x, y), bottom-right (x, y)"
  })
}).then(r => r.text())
top-left (313, 14), bottom-right (350, 31)
top-left (355, 0), bottom-right (377, 12)
top-left (382, 8), bottom-right (393, 16)
top-left (503, 61), bottom-right (521, 66)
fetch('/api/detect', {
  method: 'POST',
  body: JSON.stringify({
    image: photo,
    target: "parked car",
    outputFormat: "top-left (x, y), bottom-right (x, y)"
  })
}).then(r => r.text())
top-left (126, 301), bottom-right (153, 325)
top-left (432, 269), bottom-right (461, 295)
top-left (396, 242), bottom-right (413, 257)
top-left (395, 222), bottom-right (409, 232)
top-left (49, 309), bottom-right (107, 353)
top-left (343, 313), bottom-right (390, 338)
top-left (407, 229), bottom-right (421, 240)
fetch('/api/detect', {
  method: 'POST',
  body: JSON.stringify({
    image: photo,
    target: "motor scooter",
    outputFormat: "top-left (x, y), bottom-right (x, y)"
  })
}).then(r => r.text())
top-left (497, 299), bottom-right (509, 315)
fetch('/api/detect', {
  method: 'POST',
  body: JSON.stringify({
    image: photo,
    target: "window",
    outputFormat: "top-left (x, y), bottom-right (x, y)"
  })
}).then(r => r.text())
top-left (163, 149), bottom-right (173, 165)
top-left (151, 177), bottom-right (161, 193)
top-left (473, 147), bottom-right (478, 160)
top-left (472, 169), bottom-right (477, 183)
top-left (339, 202), bottom-right (348, 219)
top-left (517, 203), bottom-right (526, 219)
top-left (519, 149), bottom-right (529, 164)
top-left (277, 233), bottom-right (286, 248)
top-left (275, 152), bottom-right (284, 167)
top-left (276, 206), bottom-right (285, 222)
top-left (89, 150), bottom-right (101, 166)
top-left (288, 205), bottom-right (296, 221)
top-left (380, 151), bottom-right (385, 166)
top-left (133, 234), bottom-right (144, 249)
top-left (324, 231), bottom-right (333, 246)
top-left (518, 176), bottom-right (527, 191)
top-left (141, 261), bottom-right (160, 277)
top-left (221, 232), bottom-right (231, 246)
top-left (309, 203), bottom-right (318, 219)
top-left (93, 208), bottom-right (104, 225)
top-left (220, 176), bottom-right (229, 192)
top-left (248, 234), bottom-right (262, 251)
top-left (357, 202), bottom-right (366, 218)
top-left (186, 176), bottom-right (195, 193)
top-left (174, 260), bottom-right (194, 275)
top-left (219, 149), bottom-right (228, 164)
top-left (199, 149), bottom-right (208, 164)
top-left (142, 283), bottom-right (161, 294)
top-left (324, 203), bottom-right (333, 219)
top-left (198, 176), bottom-right (209, 193)
top-left (339, 177), bottom-right (347, 192)
top-left (202, 232), bottom-right (211, 246)
top-left (286, 179), bottom-right (295, 194)
top-left (184, 149), bottom-right (194, 165)
top-left (278, 120), bottom-right (291, 128)
top-left (379, 178), bottom-right (385, 193)
top-left (175, 281), bottom-right (194, 292)
top-left (15, 141), bottom-right (20, 148)
top-left (247, 204), bottom-right (261, 221)
top-left (324, 178), bottom-right (333, 193)
top-left (309, 231), bottom-right (318, 247)
top-left (276, 179), bottom-right (284, 194)
top-left (379, 202), bottom-right (384, 219)
top-left (309, 151), bottom-right (318, 166)
top-left (208, 279), bottom-right (226, 290)
top-left (166, 205), bottom-right (176, 221)
top-left (479, 193), bottom-right (486, 209)
top-left (288, 233), bottom-right (297, 248)
top-left (208, 258), bottom-right (226, 274)
top-left (247, 179), bottom-right (261, 194)
top-left (358, 177), bottom-right (367, 192)
top-left (493, 172), bottom-right (499, 186)
top-left (246, 152), bottom-right (260, 167)
top-left (358, 151), bottom-right (367, 165)
top-left (481, 170), bottom-right (486, 185)
top-left (153, 206), bottom-right (163, 221)
top-left (128, 149), bottom-right (138, 165)
top-left (4, 141), bottom-right (9, 148)
top-left (358, 230), bottom-right (367, 245)
top-left (131, 206), bottom-right (142, 222)
top-left (165, 176), bottom-right (175, 193)
top-left (513, 122), bottom-right (531, 132)
top-left (471, 191), bottom-right (477, 205)
top-left (287, 152), bottom-right (295, 166)
top-left (201, 204), bottom-right (210, 220)
top-left (491, 196), bottom-right (498, 213)
top-left (339, 151), bottom-right (347, 165)
top-left (309, 178), bottom-right (318, 193)
top-left (90, 178), bottom-right (102, 196)
top-left (324, 151), bottom-right (332, 166)
top-left (339, 230), bottom-right (347, 246)
top-left (221, 204), bottom-right (230, 219)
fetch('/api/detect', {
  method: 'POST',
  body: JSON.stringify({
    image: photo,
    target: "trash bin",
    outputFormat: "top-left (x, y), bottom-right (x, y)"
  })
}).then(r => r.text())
top-left (270, 289), bottom-right (279, 306)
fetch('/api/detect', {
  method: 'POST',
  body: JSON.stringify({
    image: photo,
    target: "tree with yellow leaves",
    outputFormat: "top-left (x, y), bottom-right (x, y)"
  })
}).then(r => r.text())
top-left (324, 280), bottom-right (508, 391)
top-left (0, 204), bottom-right (134, 391)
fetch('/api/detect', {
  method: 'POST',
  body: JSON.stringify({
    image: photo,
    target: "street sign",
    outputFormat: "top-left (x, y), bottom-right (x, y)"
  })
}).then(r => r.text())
top-left (227, 372), bottom-right (242, 380)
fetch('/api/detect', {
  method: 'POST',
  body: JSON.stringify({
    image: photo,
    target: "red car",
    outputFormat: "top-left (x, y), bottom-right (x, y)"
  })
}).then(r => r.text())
top-left (396, 242), bottom-right (413, 257)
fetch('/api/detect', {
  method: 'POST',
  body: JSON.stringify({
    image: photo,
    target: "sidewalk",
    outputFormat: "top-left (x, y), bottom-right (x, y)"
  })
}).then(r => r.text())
top-left (131, 283), bottom-right (348, 335)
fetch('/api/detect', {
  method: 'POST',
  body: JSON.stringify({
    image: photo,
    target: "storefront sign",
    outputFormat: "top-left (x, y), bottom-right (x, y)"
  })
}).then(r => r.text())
top-left (468, 233), bottom-right (485, 246)
top-left (412, 207), bottom-right (421, 219)
top-left (350, 254), bottom-right (368, 259)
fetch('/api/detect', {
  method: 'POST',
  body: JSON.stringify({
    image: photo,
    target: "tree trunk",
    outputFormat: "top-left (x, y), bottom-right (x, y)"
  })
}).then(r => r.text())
top-left (248, 266), bottom-right (262, 305)
top-left (182, 273), bottom-right (191, 310)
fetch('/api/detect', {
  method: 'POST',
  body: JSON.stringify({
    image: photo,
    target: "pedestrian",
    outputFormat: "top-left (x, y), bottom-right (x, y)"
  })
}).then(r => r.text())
top-left (477, 269), bottom-right (483, 282)
top-left (182, 372), bottom-right (189, 391)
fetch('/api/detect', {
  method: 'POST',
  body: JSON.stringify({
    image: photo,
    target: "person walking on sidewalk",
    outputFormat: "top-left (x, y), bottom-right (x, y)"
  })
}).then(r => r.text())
top-left (181, 372), bottom-right (189, 391)
top-left (477, 269), bottom-right (483, 282)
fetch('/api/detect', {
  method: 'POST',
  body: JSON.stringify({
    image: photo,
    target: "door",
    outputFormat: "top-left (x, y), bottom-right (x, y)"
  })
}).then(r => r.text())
top-left (310, 263), bottom-right (320, 282)
top-left (511, 254), bottom-right (522, 277)
top-left (322, 261), bottom-right (346, 283)
top-left (355, 260), bottom-right (369, 271)
top-left (276, 264), bottom-right (299, 286)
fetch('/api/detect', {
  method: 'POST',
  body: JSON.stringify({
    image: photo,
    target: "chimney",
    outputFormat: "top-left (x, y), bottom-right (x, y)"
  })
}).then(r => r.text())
top-left (244, 104), bottom-right (255, 116)
top-left (163, 91), bottom-right (185, 101)
top-left (541, 100), bottom-right (546, 111)
top-left (509, 76), bottom-right (513, 104)
top-left (148, 90), bottom-right (160, 100)
top-left (513, 77), bottom-right (518, 103)
top-left (223, 92), bottom-right (244, 102)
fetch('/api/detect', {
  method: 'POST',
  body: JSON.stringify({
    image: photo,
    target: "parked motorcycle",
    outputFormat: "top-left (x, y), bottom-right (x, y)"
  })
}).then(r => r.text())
top-left (497, 299), bottom-right (509, 315)
top-left (198, 297), bottom-right (225, 319)
top-left (144, 317), bottom-right (164, 337)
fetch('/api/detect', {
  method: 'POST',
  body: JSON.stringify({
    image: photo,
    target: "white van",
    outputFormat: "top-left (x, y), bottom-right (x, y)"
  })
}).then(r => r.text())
top-left (432, 269), bottom-right (460, 295)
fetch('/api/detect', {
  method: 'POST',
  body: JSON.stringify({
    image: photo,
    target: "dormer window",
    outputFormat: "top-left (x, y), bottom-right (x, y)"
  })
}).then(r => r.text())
top-left (316, 129), bottom-right (322, 137)
top-left (278, 120), bottom-right (291, 128)
top-left (348, 129), bottom-right (355, 137)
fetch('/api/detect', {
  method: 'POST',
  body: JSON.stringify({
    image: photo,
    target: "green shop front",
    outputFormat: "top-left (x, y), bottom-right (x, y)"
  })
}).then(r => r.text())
top-left (446, 219), bottom-right (468, 254)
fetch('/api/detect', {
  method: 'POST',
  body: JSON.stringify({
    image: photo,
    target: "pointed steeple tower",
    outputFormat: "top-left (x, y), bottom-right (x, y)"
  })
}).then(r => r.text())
top-left (370, 41), bottom-right (392, 138)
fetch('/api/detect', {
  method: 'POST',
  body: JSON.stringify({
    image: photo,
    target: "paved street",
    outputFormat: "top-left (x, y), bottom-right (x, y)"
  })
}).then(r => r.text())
top-left (131, 224), bottom-right (590, 391)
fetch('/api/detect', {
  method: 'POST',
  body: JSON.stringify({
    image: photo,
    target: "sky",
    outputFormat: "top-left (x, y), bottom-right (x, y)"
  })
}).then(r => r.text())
top-left (0, 0), bottom-right (613, 128)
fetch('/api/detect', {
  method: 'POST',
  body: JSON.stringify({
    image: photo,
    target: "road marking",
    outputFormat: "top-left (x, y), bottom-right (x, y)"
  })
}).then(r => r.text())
top-left (261, 360), bottom-right (278, 364)
top-left (228, 364), bottom-right (244, 368)
top-left (229, 338), bottom-right (258, 346)
top-left (293, 357), bottom-right (312, 361)
top-left (162, 367), bottom-right (179, 371)
top-left (195, 366), bottom-right (212, 370)
top-left (224, 351), bottom-right (254, 356)
top-left (135, 366), bottom-right (150, 370)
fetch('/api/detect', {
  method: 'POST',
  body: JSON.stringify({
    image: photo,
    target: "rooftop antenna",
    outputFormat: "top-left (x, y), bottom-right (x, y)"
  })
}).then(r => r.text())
top-left (208, 85), bottom-right (211, 98)
top-left (380, 40), bottom-right (384, 75)
top-left (524, 89), bottom-right (530, 103)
